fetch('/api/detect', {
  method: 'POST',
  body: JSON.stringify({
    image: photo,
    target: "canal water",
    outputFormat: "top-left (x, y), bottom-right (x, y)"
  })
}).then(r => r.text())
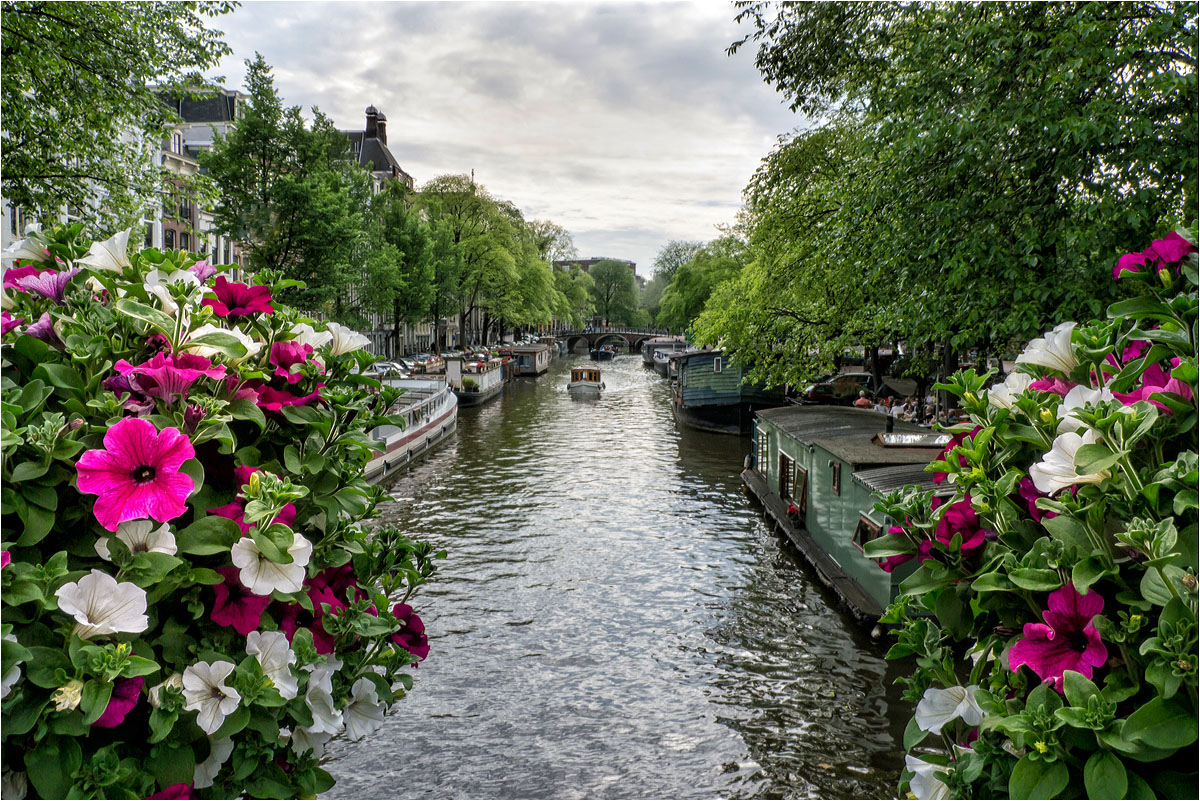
top-left (325, 354), bottom-right (911, 799)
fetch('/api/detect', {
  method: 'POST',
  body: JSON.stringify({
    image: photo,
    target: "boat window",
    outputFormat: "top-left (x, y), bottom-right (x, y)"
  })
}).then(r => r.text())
top-left (852, 514), bottom-right (882, 553)
top-left (794, 464), bottom-right (808, 515)
top-left (755, 427), bottom-right (768, 475)
top-left (779, 451), bottom-right (794, 501)
top-left (713, 356), bottom-right (722, 373)
top-left (831, 461), bottom-right (842, 496)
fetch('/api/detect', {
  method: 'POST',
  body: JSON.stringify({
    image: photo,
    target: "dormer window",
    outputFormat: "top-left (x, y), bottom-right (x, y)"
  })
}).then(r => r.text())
top-left (171, 132), bottom-right (183, 154)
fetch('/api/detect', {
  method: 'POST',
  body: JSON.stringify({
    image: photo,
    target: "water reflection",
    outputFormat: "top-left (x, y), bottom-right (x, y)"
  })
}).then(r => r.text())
top-left (324, 354), bottom-right (909, 799)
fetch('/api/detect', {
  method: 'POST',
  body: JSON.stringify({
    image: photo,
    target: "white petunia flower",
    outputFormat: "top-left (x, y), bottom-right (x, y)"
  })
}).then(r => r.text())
top-left (55, 569), bottom-right (149, 639)
top-left (302, 657), bottom-right (345, 737)
top-left (2, 223), bottom-right (48, 265)
top-left (987, 372), bottom-right (1033, 410)
top-left (230, 532), bottom-right (313, 596)
top-left (76, 228), bottom-right (133, 272)
top-left (95, 520), bottom-right (177, 561)
top-left (246, 631), bottom-right (299, 700)
top-left (182, 660), bottom-right (242, 735)
top-left (290, 726), bottom-right (334, 759)
top-left (326, 321), bottom-right (371, 356)
top-left (1029, 429), bottom-right (1112, 494)
top-left (915, 685), bottom-right (983, 734)
top-left (51, 679), bottom-right (84, 711)
top-left (144, 268), bottom-right (201, 316)
top-left (1, 290), bottom-right (14, 311)
top-left (344, 677), bottom-right (386, 741)
top-left (149, 673), bottom-right (184, 708)
top-left (182, 322), bottom-right (262, 361)
top-left (905, 754), bottom-right (952, 800)
top-left (1, 632), bottom-right (22, 699)
top-left (1015, 321), bottom-right (1078, 375)
top-left (291, 321), bottom-right (334, 351)
top-left (1055, 384), bottom-right (1125, 435)
top-left (1, 768), bottom-right (27, 801)
top-left (192, 737), bottom-right (234, 789)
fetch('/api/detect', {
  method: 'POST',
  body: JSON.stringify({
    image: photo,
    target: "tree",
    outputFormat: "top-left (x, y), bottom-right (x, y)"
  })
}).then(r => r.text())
top-left (657, 235), bottom-right (748, 333)
top-left (371, 180), bottom-right (435, 350)
top-left (587, 259), bottom-right (638, 324)
top-left (651, 239), bottom-right (703, 281)
top-left (1, 1), bottom-right (234, 232)
top-left (201, 55), bottom-right (371, 312)
top-left (528, 219), bottom-right (577, 263)
top-left (722, 1), bottom-right (1198, 373)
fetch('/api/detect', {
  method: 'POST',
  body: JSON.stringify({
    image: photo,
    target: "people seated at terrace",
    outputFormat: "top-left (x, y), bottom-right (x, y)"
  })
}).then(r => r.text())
top-left (853, 391), bottom-right (873, 408)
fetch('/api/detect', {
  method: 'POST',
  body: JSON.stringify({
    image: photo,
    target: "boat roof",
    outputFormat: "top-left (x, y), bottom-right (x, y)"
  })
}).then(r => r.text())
top-left (756, 406), bottom-right (938, 466)
top-left (852, 463), bottom-right (946, 495)
top-left (667, 347), bottom-right (715, 361)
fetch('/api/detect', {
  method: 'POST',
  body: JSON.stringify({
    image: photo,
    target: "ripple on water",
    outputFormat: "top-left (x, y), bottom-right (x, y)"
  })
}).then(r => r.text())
top-left (323, 356), bottom-right (908, 799)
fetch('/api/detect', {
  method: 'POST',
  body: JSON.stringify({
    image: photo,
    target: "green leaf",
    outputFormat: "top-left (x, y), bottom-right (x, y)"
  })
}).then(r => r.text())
top-left (114, 298), bottom-right (175, 335)
top-left (15, 502), bottom-right (55, 546)
top-left (79, 678), bottom-right (113, 725)
top-left (1124, 771), bottom-right (1156, 800)
top-left (1041, 515), bottom-right (1093, 551)
top-left (1062, 670), bottom-right (1100, 709)
top-left (1010, 755), bottom-right (1068, 800)
top-left (187, 330), bottom-right (248, 359)
top-left (175, 515), bottom-right (241, 555)
top-left (228, 398), bottom-right (266, 430)
top-left (1071, 556), bottom-right (1112, 595)
top-left (147, 742), bottom-right (195, 788)
top-left (1074, 442), bottom-right (1123, 475)
top-left (1107, 296), bottom-right (1174, 321)
top-left (903, 713), bottom-right (928, 750)
top-left (9, 460), bottom-right (50, 482)
top-left (971, 571), bottom-right (1014, 592)
top-left (211, 702), bottom-right (251, 740)
top-left (1123, 697), bottom-right (1198, 749)
top-left (25, 735), bottom-right (82, 800)
top-left (1084, 751), bottom-right (1126, 800)
top-left (32, 363), bottom-right (86, 396)
top-left (1009, 568), bottom-right (1062, 592)
top-left (24, 646), bottom-right (71, 688)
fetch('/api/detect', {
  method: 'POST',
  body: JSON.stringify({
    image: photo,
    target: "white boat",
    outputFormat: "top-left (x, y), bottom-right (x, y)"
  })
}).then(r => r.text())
top-left (567, 366), bottom-right (605, 398)
top-left (365, 377), bottom-right (458, 482)
top-left (446, 355), bottom-right (504, 406)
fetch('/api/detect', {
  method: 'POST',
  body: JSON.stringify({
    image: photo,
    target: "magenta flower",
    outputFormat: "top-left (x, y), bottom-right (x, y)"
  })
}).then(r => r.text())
top-left (1113, 362), bottom-right (1194, 414)
top-left (12, 267), bottom-right (80, 304)
top-left (254, 383), bottom-right (325, 413)
top-left (391, 603), bottom-right (430, 662)
top-left (208, 465), bottom-right (296, 534)
top-left (932, 427), bottom-right (981, 485)
top-left (1030, 376), bottom-right (1076, 397)
top-left (3, 264), bottom-right (52, 290)
top-left (25, 312), bottom-right (64, 349)
top-left (210, 566), bottom-right (272, 635)
top-left (114, 352), bottom-right (227, 404)
top-left (188, 259), bottom-right (219, 282)
top-left (92, 675), bottom-right (144, 728)
top-left (76, 417), bottom-right (195, 531)
top-left (1114, 232), bottom-right (1197, 280)
top-left (202, 275), bottom-right (273, 318)
top-left (934, 495), bottom-right (989, 554)
top-left (279, 584), bottom-right (345, 654)
top-left (1008, 585), bottom-right (1108, 692)
top-left (1113, 250), bottom-right (1149, 280)
top-left (1, 311), bottom-right (25, 337)
top-left (1, 551), bottom-right (10, 569)
top-left (270, 340), bottom-right (314, 385)
top-left (1016, 476), bottom-right (1059, 523)
top-left (147, 784), bottom-right (193, 799)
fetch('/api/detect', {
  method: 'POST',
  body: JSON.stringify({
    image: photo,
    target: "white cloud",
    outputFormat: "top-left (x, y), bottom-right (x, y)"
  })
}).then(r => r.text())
top-left (213, 1), bottom-right (801, 274)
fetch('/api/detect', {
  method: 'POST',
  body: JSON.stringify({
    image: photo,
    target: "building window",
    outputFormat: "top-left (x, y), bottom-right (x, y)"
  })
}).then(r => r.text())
top-left (163, 228), bottom-right (175, 250)
top-left (223, 240), bottom-right (232, 265)
top-left (179, 231), bottom-right (191, 252)
top-left (755, 426), bottom-right (768, 475)
top-left (713, 356), bottom-right (722, 373)
top-left (794, 465), bottom-right (808, 515)
top-left (171, 132), bottom-right (183, 153)
top-left (830, 460), bottom-right (842, 496)
top-left (144, 222), bottom-right (154, 248)
top-left (852, 514), bottom-right (882, 553)
top-left (178, 195), bottom-right (192, 222)
top-left (779, 451), bottom-right (794, 501)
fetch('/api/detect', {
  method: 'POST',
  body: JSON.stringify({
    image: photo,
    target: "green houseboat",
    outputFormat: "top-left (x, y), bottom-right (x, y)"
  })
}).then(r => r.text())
top-left (743, 406), bottom-right (950, 623)
top-left (669, 349), bottom-right (788, 435)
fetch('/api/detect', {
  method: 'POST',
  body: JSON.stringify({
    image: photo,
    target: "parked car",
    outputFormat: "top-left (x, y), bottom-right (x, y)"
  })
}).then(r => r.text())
top-left (805, 372), bottom-right (877, 405)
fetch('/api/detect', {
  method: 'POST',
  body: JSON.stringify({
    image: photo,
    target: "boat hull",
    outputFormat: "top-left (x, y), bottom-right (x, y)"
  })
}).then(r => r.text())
top-left (670, 398), bottom-right (764, 435)
top-left (365, 387), bottom-right (458, 483)
top-left (567, 382), bottom-right (604, 398)
top-left (590, 350), bottom-right (615, 361)
top-left (453, 381), bottom-right (503, 406)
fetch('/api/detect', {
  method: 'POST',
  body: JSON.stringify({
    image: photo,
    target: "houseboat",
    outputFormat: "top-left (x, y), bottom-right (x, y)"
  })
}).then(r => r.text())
top-left (511, 343), bottom-right (552, 376)
top-left (539, 336), bottom-right (560, 360)
top-left (642, 336), bottom-right (686, 369)
top-left (446, 355), bottom-right (504, 407)
top-left (567, 366), bottom-right (605, 398)
top-left (743, 406), bottom-right (950, 623)
top-left (364, 377), bottom-right (458, 483)
top-left (669, 349), bottom-right (788, 435)
top-left (410, 353), bottom-right (445, 375)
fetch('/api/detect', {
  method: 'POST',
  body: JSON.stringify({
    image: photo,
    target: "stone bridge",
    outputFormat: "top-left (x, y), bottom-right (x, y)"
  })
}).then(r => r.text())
top-left (550, 327), bottom-right (680, 353)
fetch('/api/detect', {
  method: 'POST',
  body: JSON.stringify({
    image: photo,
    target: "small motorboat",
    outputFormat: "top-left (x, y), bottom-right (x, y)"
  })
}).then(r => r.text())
top-left (567, 366), bottom-right (604, 398)
top-left (589, 346), bottom-right (616, 361)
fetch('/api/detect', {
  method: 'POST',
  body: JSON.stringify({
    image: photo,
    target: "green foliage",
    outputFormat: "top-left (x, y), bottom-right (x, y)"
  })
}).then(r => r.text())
top-left (587, 259), bottom-right (639, 325)
top-left (0, 0), bottom-right (235, 232)
top-left (656, 235), bottom-right (747, 333)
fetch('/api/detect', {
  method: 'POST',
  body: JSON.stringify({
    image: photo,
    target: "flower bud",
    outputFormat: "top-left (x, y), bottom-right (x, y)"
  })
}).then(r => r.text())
top-left (52, 679), bottom-right (84, 711)
top-left (1182, 573), bottom-right (1197, 591)
top-left (1159, 266), bottom-right (1174, 289)
top-left (1039, 409), bottom-right (1055, 425)
top-left (149, 673), bottom-right (184, 708)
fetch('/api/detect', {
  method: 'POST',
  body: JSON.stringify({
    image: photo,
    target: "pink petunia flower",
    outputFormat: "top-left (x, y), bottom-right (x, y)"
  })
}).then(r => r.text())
top-left (3, 264), bottom-right (52, 290)
top-left (12, 267), bottom-right (80, 304)
top-left (202, 275), bottom-right (273, 318)
top-left (92, 675), bottom-right (144, 728)
top-left (188, 259), bottom-right (219, 282)
top-left (254, 383), bottom-right (325, 413)
top-left (25, 312), bottom-right (64, 349)
top-left (391, 603), bottom-right (429, 662)
top-left (1029, 376), bottom-right (1076, 397)
top-left (279, 583), bottom-right (345, 654)
top-left (1114, 232), bottom-right (1197, 280)
top-left (1, 311), bottom-right (25, 337)
top-left (147, 784), bottom-right (193, 799)
top-left (1113, 362), bottom-right (1195, 414)
top-left (114, 352), bottom-right (227, 404)
top-left (934, 494), bottom-right (989, 555)
top-left (932, 427), bottom-right (981, 485)
top-left (1, 551), bottom-right (10, 569)
top-left (210, 566), bottom-right (272, 635)
top-left (1008, 584), bottom-right (1108, 692)
top-left (75, 417), bottom-right (195, 531)
top-left (1016, 476), bottom-right (1059, 523)
top-left (207, 465), bottom-right (296, 534)
top-left (270, 340), bottom-right (314, 385)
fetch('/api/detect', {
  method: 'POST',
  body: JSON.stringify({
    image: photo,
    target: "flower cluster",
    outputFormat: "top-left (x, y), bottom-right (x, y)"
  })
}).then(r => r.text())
top-left (1, 225), bottom-right (441, 799)
top-left (867, 229), bottom-right (1198, 800)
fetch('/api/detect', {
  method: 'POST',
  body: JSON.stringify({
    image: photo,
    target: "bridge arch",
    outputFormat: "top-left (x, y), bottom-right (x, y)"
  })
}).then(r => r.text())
top-left (592, 332), bottom-right (633, 351)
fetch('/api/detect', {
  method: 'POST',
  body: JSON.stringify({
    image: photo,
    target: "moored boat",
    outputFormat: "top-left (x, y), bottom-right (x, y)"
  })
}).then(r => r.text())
top-left (642, 336), bottom-right (686, 368)
top-left (410, 353), bottom-right (445, 374)
top-left (567, 366), bottom-right (605, 398)
top-left (669, 348), bottom-right (788, 435)
top-left (365, 377), bottom-right (458, 482)
top-left (446, 354), bottom-right (504, 406)
top-left (742, 405), bottom-right (950, 622)
top-left (511, 343), bottom-right (552, 376)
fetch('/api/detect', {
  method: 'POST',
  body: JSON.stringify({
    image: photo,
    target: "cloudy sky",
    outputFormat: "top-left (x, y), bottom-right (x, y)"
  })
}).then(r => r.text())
top-left (210, 0), bottom-right (801, 276)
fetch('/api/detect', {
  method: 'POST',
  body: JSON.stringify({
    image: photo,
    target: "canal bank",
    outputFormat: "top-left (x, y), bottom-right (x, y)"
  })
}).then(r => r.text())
top-left (324, 354), bottom-right (912, 799)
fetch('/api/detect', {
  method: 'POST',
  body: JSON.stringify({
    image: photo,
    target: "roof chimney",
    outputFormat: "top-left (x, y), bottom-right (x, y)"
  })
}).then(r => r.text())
top-left (365, 105), bottom-right (378, 138)
top-left (376, 111), bottom-right (387, 145)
